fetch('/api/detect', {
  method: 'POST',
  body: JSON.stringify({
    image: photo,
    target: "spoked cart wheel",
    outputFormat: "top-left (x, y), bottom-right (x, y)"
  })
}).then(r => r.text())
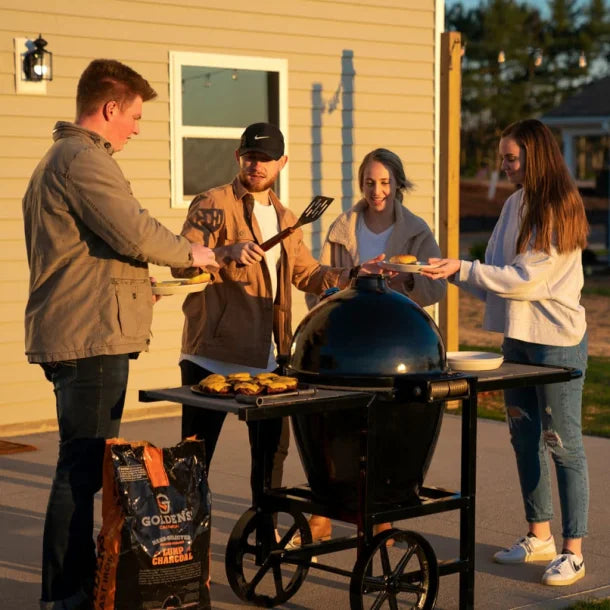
top-left (225, 507), bottom-right (312, 607)
top-left (350, 529), bottom-right (439, 610)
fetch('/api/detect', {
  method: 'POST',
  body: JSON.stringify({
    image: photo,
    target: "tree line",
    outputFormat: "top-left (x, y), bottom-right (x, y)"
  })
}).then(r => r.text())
top-left (446, 0), bottom-right (610, 175)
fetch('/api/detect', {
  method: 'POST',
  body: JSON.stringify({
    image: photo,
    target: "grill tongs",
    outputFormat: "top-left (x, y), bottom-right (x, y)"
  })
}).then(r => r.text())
top-left (260, 195), bottom-right (334, 251)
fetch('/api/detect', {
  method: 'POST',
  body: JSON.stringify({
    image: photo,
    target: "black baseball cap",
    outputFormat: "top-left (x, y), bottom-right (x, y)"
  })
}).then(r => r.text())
top-left (238, 122), bottom-right (284, 160)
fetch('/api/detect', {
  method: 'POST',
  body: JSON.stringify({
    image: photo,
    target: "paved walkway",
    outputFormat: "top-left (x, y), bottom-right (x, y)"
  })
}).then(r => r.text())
top-left (1, 411), bottom-right (608, 609)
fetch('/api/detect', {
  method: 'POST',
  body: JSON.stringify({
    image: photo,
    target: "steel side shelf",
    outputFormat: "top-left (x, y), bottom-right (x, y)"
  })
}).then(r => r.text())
top-left (138, 362), bottom-right (579, 419)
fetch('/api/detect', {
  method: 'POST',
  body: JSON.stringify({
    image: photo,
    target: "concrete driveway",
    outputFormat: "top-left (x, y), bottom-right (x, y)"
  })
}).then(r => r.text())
top-left (1, 410), bottom-right (608, 609)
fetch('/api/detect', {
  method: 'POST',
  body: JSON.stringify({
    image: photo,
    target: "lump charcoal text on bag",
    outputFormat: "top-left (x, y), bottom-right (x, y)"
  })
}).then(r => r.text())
top-left (94, 438), bottom-right (211, 609)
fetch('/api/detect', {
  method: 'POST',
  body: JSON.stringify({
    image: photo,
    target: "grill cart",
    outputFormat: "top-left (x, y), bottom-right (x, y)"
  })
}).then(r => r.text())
top-left (140, 275), bottom-right (579, 609)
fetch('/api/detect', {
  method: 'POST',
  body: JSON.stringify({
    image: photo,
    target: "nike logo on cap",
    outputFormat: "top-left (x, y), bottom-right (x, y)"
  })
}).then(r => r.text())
top-left (254, 135), bottom-right (270, 140)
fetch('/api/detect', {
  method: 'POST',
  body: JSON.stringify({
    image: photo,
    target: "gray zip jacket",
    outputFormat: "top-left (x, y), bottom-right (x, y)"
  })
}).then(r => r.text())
top-left (23, 122), bottom-right (194, 363)
top-left (307, 198), bottom-right (446, 308)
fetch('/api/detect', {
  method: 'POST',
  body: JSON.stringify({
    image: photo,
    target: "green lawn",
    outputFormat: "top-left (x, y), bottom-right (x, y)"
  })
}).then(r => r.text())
top-left (459, 344), bottom-right (610, 438)
top-left (582, 283), bottom-right (610, 297)
top-left (566, 600), bottom-right (610, 610)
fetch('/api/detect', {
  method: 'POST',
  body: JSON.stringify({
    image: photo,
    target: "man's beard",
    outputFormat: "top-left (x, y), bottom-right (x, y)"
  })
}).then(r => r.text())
top-left (239, 169), bottom-right (276, 193)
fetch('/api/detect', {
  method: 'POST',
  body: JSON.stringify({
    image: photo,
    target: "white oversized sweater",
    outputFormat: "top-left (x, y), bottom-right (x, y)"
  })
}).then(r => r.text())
top-left (454, 188), bottom-right (586, 347)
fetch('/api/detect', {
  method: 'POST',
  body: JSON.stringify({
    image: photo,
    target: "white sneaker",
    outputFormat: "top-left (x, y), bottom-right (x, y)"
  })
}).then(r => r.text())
top-left (542, 553), bottom-right (585, 586)
top-left (493, 534), bottom-right (557, 564)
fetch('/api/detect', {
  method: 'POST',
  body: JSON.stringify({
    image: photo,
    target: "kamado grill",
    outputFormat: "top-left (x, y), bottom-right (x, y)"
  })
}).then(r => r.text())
top-left (140, 274), bottom-right (580, 610)
top-left (288, 274), bottom-right (463, 516)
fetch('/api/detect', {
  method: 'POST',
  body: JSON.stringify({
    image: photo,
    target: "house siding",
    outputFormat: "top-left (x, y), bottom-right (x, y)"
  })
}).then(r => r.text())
top-left (0, 0), bottom-right (439, 432)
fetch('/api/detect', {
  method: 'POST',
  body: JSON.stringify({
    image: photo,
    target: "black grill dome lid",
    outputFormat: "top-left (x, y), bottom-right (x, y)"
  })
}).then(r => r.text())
top-left (289, 275), bottom-right (447, 386)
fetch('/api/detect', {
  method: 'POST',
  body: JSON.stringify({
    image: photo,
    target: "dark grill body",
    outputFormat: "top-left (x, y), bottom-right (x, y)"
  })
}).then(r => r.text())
top-left (290, 275), bottom-right (447, 383)
top-left (288, 274), bottom-right (449, 511)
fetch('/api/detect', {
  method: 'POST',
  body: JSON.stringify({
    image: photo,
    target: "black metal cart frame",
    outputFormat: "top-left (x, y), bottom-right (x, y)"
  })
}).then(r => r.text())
top-left (140, 362), bottom-right (579, 610)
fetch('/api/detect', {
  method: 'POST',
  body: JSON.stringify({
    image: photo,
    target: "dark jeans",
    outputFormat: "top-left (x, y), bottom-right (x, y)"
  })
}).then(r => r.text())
top-left (40, 354), bottom-right (129, 607)
top-left (180, 360), bottom-right (290, 494)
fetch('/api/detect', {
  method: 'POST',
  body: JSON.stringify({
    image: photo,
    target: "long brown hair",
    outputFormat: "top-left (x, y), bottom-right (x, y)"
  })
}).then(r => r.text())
top-left (501, 119), bottom-right (588, 254)
top-left (358, 148), bottom-right (414, 202)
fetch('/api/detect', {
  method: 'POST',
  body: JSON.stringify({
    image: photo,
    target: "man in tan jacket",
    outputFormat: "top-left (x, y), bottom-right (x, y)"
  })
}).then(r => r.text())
top-left (23, 59), bottom-right (216, 610)
top-left (174, 123), bottom-right (378, 501)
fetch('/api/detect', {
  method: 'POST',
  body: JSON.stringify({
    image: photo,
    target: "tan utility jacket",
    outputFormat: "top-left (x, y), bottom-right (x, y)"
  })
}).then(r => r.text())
top-left (23, 122), bottom-right (194, 363)
top-left (307, 198), bottom-right (447, 308)
top-left (173, 177), bottom-right (343, 368)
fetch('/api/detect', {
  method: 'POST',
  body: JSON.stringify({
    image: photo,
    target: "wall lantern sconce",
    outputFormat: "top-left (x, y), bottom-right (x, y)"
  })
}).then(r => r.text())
top-left (23, 34), bottom-right (53, 81)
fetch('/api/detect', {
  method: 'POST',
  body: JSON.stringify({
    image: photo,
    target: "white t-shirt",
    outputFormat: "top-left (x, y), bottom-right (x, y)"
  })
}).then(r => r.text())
top-left (253, 198), bottom-right (281, 302)
top-left (181, 197), bottom-right (281, 375)
top-left (356, 215), bottom-right (394, 263)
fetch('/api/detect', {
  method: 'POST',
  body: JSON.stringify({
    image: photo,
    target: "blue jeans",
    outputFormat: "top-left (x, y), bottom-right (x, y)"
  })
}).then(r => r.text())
top-left (40, 355), bottom-right (129, 607)
top-left (502, 335), bottom-right (589, 539)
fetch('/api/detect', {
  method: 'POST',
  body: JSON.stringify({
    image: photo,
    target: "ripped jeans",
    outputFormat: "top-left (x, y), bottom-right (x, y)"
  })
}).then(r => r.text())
top-left (502, 334), bottom-right (589, 539)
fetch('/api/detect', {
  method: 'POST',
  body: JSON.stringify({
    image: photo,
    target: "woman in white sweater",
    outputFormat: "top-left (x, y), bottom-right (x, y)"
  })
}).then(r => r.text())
top-left (422, 119), bottom-right (590, 587)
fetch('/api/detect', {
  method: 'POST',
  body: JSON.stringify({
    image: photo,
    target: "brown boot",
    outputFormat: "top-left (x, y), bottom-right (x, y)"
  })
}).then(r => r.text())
top-left (373, 522), bottom-right (394, 547)
top-left (286, 515), bottom-right (331, 549)
top-left (309, 515), bottom-right (332, 541)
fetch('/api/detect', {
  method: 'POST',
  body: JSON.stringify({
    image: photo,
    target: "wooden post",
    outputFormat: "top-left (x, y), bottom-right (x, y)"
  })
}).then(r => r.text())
top-left (439, 31), bottom-right (462, 352)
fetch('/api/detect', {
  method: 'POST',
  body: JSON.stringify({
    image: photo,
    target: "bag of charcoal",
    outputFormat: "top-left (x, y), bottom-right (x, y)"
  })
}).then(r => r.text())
top-left (94, 438), bottom-right (211, 609)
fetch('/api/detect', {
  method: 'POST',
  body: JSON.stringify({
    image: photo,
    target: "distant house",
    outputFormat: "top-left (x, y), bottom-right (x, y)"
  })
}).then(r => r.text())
top-left (542, 76), bottom-right (610, 182)
top-left (1, 1), bottom-right (448, 433)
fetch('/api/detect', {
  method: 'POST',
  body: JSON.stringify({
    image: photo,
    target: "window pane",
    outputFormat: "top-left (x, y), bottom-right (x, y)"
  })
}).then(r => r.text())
top-left (183, 138), bottom-right (239, 197)
top-left (182, 66), bottom-right (268, 127)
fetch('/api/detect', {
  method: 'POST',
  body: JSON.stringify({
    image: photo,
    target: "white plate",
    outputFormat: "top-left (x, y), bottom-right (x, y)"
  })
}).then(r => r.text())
top-left (379, 261), bottom-right (427, 273)
top-left (152, 280), bottom-right (209, 296)
top-left (447, 351), bottom-right (504, 371)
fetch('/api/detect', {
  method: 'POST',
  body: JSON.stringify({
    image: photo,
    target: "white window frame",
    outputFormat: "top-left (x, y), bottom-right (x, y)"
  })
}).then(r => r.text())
top-left (169, 51), bottom-right (289, 208)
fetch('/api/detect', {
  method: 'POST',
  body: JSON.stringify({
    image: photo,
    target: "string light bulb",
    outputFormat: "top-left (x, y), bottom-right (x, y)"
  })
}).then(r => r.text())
top-left (231, 69), bottom-right (238, 80)
top-left (534, 49), bottom-right (543, 67)
top-left (497, 50), bottom-right (506, 64)
top-left (578, 51), bottom-right (587, 68)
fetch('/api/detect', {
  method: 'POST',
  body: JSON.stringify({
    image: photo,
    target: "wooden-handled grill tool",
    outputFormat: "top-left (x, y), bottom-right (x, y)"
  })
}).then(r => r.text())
top-left (260, 195), bottom-right (334, 251)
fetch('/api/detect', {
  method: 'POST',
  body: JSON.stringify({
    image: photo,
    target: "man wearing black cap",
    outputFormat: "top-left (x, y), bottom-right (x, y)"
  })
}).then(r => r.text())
top-left (172, 122), bottom-right (364, 496)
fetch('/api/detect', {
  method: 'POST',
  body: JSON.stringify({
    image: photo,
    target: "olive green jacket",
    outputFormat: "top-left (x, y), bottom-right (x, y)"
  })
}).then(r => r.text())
top-left (23, 122), bottom-right (193, 363)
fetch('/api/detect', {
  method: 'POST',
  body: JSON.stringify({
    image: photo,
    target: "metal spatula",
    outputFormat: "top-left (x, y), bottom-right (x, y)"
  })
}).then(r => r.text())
top-left (260, 195), bottom-right (334, 251)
